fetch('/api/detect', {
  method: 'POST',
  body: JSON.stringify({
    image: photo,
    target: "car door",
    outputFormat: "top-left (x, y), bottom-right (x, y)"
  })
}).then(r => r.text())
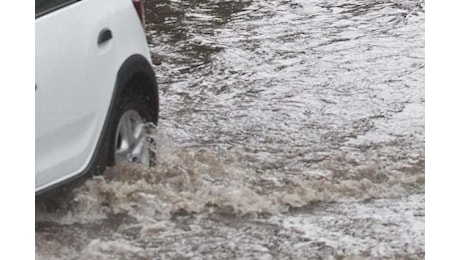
top-left (36, 0), bottom-right (116, 191)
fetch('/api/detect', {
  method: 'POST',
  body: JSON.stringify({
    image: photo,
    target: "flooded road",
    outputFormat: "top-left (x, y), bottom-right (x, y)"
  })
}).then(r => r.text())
top-left (36, 0), bottom-right (425, 258)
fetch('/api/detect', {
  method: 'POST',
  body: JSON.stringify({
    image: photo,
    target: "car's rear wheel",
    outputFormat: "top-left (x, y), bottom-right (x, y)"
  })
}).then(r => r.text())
top-left (110, 96), bottom-right (156, 168)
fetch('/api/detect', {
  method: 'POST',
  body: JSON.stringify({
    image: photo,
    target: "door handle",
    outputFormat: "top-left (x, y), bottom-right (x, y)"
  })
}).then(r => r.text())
top-left (98, 28), bottom-right (112, 45)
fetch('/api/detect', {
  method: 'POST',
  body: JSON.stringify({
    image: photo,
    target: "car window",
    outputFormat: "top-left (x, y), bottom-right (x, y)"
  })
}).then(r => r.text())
top-left (36, 0), bottom-right (79, 17)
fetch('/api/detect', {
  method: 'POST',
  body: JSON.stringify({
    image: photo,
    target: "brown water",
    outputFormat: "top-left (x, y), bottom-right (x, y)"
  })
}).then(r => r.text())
top-left (36, 0), bottom-right (425, 258)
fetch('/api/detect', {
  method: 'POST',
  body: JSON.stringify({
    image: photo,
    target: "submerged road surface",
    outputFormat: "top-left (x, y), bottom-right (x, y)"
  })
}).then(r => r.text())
top-left (36, 0), bottom-right (425, 259)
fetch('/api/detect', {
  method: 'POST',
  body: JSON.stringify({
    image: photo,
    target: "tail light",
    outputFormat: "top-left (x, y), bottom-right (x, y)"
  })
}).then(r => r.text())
top-left (132, 0), bottom-right (146, 29)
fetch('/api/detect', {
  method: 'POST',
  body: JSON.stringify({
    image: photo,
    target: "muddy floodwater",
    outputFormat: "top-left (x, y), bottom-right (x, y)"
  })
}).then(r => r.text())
top-left (36, 0), bottom-right (425, 259)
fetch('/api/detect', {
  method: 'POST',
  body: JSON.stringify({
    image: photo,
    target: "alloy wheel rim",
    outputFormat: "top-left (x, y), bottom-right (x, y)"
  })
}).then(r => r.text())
top-left (114, 110), bottom-right (150, 166)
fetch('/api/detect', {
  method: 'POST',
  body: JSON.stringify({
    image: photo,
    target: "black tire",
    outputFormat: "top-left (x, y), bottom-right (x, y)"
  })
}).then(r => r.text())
top-left (107, 94), bottom-right (157, 168)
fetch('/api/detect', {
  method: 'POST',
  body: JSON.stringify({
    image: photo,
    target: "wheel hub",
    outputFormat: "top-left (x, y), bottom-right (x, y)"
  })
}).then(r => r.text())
top-left (114, 109), bottom-right (151, 166)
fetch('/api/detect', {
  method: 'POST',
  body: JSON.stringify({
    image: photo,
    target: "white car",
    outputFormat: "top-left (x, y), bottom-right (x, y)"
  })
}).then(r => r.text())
top-left (35, 0), bottom-right (159, 195)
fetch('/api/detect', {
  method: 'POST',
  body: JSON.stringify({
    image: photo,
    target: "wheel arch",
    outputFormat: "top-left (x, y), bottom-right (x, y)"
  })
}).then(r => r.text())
top-left (112, 54), bottom-right (159, 125)
top-left (105, 54), bottom-right (159, 166)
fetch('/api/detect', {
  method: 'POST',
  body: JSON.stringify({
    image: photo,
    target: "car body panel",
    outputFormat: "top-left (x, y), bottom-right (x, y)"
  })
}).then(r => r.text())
top-left (35, 0), bottom-right (152, 193)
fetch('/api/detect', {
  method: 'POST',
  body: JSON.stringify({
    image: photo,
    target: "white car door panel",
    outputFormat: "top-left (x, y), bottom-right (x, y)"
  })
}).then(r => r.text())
top-left (36, 0), bottom-right (116, 191)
